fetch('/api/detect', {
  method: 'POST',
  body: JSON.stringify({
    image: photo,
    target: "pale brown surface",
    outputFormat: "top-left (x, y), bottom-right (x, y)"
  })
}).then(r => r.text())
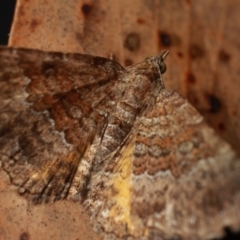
top-left (1, 0), bottom-right (239, 239)
top-left (0, 171), bottom-right (99, 240)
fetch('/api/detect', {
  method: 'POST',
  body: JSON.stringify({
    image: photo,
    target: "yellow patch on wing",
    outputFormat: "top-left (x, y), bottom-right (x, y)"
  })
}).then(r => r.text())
top-left (108, 136), bottom-right (136, 233)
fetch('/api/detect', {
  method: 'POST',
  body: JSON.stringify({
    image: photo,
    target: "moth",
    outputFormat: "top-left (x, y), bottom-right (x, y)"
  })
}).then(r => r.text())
top-left (0, 46), bottom-right (240, 240)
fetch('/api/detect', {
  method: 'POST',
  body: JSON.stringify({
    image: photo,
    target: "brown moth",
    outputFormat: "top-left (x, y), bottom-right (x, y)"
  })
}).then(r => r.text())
top-left (0, 46), bottom-right (240, 240)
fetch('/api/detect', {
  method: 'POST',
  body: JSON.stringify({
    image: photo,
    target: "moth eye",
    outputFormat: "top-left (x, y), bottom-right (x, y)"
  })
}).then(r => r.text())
top-left (159, 62), bottom-right (167, 74)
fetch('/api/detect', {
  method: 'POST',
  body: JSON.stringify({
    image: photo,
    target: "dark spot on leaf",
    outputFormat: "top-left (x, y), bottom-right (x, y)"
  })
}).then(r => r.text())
top-left (177, 51), bottom-right (183, 58)
top-left (81, 4), bottom-right (92, 16)
top-left (218, 122), bottom-right (225, 131)
top-left (20, 232), bottom-right (30, 240)
top-left (18, 6), bottom-right (25, 16)
top-left (124, 59), bottom-right (133, 66)
top-left (158, 32), bottom-right (181, 49)
top-left (137, 18), bottom-right (145, 24)
top-left (30, 19), bottom-right (41, 32)
top-left (124, 33), bottom-right (141, 51)
top-left (219, 49), bottom-right (231, 63)
top-left (158, 31), bottom-right (172, 47)
top-left (232, 109), bottom-right (237, 116)
top-left (207, 94), bottom-right (221, 113)
top-left (189, 44), bottom-right (205, 59)
top-left (75, 32), bottom-right (86, 45)
top-left (187, 72), bottom-right (196, 84)
top-left (192, 97), bottom-right (199, 105)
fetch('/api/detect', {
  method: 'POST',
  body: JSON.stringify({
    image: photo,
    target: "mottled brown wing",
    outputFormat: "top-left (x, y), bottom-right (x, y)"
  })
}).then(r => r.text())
top-left (87, 89), bottom-right (240, 240)
top-left (0, 46), bottom-right (125, 203)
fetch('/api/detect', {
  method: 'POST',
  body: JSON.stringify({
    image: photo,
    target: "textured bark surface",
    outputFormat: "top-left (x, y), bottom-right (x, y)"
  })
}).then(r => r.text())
top-left (1, 0), bottom-right (239, 239)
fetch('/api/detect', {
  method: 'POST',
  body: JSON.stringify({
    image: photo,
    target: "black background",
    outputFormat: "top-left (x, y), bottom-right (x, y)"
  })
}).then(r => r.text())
top-left (0, 1), bottom-right (16, 45)
top-left (0, 1), bottom-right (239, 240)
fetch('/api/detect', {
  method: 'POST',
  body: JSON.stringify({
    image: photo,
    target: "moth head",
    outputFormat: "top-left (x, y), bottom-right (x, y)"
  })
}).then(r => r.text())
top-left (146, 50), bottom-right (169, 74)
